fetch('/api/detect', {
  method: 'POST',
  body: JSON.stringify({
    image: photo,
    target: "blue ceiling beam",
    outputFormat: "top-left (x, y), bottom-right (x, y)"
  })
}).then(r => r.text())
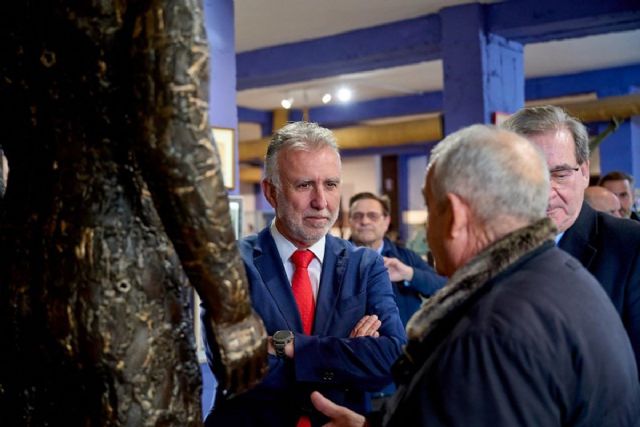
top-left (308, 92), bottom-right (443, 128)
top-left (488, 0), bottom-right (640, 44)
top-left (526, 64), bottom-right (640, 99)
top-left (236, 0), bottom-right (640, 91)
top-left (238, 64), bottom-right (640, 128)
top-left (237, 106), bottom-right (270, 123)
top-left (236, 14), bottom-right (441, 90)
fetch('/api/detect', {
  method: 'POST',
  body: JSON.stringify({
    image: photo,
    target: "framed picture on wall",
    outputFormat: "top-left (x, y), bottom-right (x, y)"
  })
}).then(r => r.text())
top-left (228, 195), bottom-right (243, 239)
top-left (211, 126), bottom-right (235, 190)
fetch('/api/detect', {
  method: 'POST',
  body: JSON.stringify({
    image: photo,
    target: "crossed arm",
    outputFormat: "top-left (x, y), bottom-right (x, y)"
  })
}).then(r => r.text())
top-left (267, 314), bottom-right (383, 357)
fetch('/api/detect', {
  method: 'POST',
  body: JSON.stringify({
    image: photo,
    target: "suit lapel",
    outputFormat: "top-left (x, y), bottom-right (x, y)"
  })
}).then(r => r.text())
top-left (253, 229), bottom-right (304, 332)
top-left (314, 236), bottom-right (348, 335)
top-left (559, 202), bottom-right (598, 268)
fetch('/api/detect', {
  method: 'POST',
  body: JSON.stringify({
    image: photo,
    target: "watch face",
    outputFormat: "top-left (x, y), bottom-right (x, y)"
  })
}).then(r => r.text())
top-left (273, 330), bottom-right (293, 342)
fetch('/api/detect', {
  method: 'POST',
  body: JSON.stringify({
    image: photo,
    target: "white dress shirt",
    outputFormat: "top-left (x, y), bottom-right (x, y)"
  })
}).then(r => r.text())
top-left (270, 220), bottom-right (325, 301)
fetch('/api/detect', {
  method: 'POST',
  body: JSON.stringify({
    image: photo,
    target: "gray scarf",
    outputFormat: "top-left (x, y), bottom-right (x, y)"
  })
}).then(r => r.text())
top-left (405, 217), bottom-right (556, 356)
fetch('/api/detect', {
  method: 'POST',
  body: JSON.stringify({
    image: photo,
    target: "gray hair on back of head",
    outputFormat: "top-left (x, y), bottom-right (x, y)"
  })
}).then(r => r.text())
top-left (427, 124), bottom-right (550, 226)
top-left (500, 105), bottom-right (589, 165)
top-left (264, 121), bottom-right (340, 188)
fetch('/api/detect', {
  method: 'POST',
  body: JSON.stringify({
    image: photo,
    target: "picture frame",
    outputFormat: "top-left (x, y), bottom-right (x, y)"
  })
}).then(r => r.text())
top-left (211, 126), bottom-right (236, 190)
top-left (228, 195), bottom-right (243, 239)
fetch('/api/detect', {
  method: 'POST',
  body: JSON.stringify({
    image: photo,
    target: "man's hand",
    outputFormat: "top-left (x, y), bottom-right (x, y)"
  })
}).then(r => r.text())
top-left (349, 314), bottom-right (381, 338)
top-left (383, 257), bottom-right (414, 282)
top-left (310, 391), bottom-right (368, 427)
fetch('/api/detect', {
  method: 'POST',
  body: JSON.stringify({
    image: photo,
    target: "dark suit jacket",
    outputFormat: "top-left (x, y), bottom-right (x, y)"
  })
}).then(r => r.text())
top-left (203, 228), bottom-right (407, 427)
top-left (380, 238), bottom-right (445, 326)
top-left (559, 202), bottom-right (640, 375)
top-left (381, 243), bottom-right (640, 426)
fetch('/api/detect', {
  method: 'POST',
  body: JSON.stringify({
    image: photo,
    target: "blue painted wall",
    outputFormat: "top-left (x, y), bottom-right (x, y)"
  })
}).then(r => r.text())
top-left (205, 0), bottom-right (240, 194)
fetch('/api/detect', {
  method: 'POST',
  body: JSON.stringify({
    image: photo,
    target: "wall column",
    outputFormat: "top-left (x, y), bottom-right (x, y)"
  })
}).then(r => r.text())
top-left (599, 116), bottom-right (640, 185)
top-left (441, 3), bottom-right (524, 135)
top-left (204, 0), bottom-right (239, 193)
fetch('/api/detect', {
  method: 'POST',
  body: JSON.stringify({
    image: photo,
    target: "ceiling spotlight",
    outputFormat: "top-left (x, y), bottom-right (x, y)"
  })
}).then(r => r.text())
top-left (337, 87), bottom-right (352, 103)
top-left (322, 93), bottom-right (332, 104)
top-left (281, 98), bottom-right (293, 109)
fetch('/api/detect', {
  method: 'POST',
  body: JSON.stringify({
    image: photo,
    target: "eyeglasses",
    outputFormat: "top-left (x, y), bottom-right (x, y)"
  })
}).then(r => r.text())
top-left (549, 166), bottom-right (580, 184)
top-left (350, 211), bottom-right (385, 222)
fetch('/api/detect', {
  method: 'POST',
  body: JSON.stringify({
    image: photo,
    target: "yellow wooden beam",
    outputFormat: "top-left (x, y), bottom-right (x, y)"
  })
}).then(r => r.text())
top-left (562, 93), bottom-right (640, 123)
top-left (272, 108), bottom-right (289, 132)
top-left (239, 166), bottom-right (263, 184)
top-left (239, 115), bottom-right (443, 163)
top-left (238, 93), bottom-right (640, 168)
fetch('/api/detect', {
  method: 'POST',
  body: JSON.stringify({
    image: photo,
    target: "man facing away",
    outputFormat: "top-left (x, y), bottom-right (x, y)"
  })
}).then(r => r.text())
top-left (202, 121), bottom-right (406, 427)
top-left (584, 186), bottom-right (622, 217)
top-left (348, 192), bottom-right (445, 326)
top-left (310, 124), bottom-right (640, 426)
top-left (502, 106), bottom-right (640, 375)
top-left (599, 170), bottom-right (639, 220)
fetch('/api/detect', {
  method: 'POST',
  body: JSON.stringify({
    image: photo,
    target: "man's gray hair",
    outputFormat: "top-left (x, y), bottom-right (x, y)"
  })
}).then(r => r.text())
top-left (501, 105), bottom-right (589, 164)
top-left (427, 125), bottom-right (550, 225)
top-left (264, 121), bottom-right (340, 187)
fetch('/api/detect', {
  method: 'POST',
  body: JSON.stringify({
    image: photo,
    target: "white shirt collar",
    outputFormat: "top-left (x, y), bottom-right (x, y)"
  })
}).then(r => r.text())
top-left (269, 220), bottom-right (325, 265)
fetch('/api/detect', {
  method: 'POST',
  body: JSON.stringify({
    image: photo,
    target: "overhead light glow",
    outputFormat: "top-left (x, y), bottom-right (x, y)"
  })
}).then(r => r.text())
top-left (281, 98), bottom-right (293, 109)
top-left (322, 93), bottom-right (332, 104)
top-left (337, 87), bottom-right (352, 103)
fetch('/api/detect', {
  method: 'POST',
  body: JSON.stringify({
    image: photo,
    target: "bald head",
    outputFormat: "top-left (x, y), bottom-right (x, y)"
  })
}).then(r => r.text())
top-left (584, 186), bottom-right (622, 218)
top-left (427, 125), bottom-right (550, 231)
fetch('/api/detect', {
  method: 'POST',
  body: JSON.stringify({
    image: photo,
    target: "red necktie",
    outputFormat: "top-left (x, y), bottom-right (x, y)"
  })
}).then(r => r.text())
top-left (291, 250), bottom-right (315, 427)
top-left (291, 249), bottom-right (316, 335)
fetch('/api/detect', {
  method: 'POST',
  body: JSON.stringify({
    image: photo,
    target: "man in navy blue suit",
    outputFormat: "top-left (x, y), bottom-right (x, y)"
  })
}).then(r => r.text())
top-left (503, 106), bottom-right (640, 376)
top-left (202, 121), bottom-right (406, 426)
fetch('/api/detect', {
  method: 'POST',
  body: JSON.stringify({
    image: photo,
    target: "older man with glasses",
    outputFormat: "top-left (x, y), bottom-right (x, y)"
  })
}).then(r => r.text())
top-left (348, 192), bottom-right (445, 327)
top-left (502, 105), bottom-right (640, 376)
top-left (347, 192), bottom-right (445, 409)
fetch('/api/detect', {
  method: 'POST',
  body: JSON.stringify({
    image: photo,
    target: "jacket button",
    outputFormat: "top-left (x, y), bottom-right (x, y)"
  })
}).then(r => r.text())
top-left (322, 371), bottom-right (334, 381)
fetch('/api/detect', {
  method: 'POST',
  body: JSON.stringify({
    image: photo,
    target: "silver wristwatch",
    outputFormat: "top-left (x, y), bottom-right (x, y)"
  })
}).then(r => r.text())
top-left (273, 330), bottom-right (294, 358)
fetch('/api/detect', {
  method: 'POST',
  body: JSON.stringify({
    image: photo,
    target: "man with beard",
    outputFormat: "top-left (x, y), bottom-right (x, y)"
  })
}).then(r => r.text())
top-left (202, 121), bottom-right (406, 427)
top-left (309, 124), bottom-right (640, 426)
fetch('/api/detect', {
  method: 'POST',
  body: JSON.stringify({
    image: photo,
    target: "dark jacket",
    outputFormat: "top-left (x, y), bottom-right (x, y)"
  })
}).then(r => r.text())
top-left (203, 229), bottom-right (406, 427)
top-left (559, 202), bottom-right (640, 375)
top-left (380, 238), bottom-right (445, 326)
top-left (377, 219), bottom-right (640, 427)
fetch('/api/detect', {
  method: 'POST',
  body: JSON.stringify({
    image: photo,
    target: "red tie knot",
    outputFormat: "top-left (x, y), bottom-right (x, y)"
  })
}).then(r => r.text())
top-left (291, 249), bottom-right (314, 268)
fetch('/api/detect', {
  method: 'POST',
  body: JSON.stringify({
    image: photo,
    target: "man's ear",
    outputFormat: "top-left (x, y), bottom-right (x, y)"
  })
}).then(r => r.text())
top-left (446, 193), bottom-right (470, 239)
top-left (578, 160), bottom-right (590, 190)
top-left (383, 213), bottom-right (391, 231)
top-left (261, 179), bottom-right (277, 208)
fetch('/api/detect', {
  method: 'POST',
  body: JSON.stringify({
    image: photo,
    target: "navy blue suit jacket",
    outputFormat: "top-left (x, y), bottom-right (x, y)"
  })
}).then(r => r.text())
top-left (559, 202), bottom-right (640, 375)
top-left (380, 238), bottom-right (445, 326)
top-left (204, 228), bottom-right (406, 427)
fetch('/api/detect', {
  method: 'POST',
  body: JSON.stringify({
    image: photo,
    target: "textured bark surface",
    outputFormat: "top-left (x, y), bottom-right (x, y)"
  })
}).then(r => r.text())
top-left (0, 0), bottom-right (267, 425)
